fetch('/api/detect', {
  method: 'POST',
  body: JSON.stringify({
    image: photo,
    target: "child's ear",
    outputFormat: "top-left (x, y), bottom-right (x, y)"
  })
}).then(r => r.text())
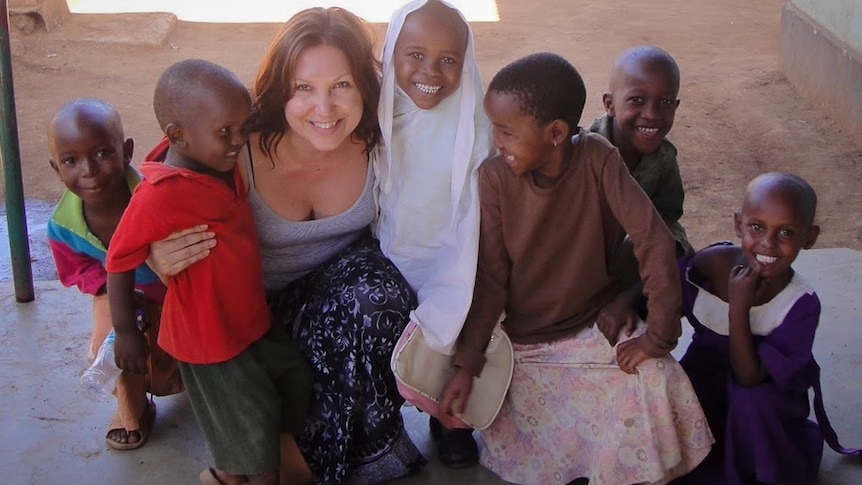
top-left (165, 123), bottom-right (187, 148)
top-left (802, 224), bottom-right (820, 250)
top-left (733, 211), bottom-right (743, 238)
top-left (602, 92), bottom-right (614, 117)
top-left (123, 138), bottom-right (134, 165)
top-left (548, 119), bottom-right (570, 146)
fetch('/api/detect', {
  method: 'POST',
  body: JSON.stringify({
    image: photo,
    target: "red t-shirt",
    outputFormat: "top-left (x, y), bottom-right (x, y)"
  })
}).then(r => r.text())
top-left (106, 140), bottom-right (269, 363)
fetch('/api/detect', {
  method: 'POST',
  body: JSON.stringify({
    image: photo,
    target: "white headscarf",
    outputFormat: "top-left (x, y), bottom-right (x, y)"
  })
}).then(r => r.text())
top-left (374, 0), bottom-right (493, 352)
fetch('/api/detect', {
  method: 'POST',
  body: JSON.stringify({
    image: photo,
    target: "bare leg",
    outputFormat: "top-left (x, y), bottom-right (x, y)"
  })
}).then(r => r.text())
top-left (200, 468), bottom-right (247, 485)
top-left (246, 471), bottom-right (277, 485)
top-left (279, 434), bottom-right (313, 485)
top-left (93, 295), bottom-right (151, 449)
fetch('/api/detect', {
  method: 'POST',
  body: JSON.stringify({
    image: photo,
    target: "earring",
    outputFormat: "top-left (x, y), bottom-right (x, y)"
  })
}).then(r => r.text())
top-left (553, 139), bottom-right (558, 147)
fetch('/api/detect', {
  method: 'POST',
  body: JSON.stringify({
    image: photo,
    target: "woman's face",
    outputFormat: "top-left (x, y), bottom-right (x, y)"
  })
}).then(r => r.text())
top-left (284, 44), bottom-right (364, 152)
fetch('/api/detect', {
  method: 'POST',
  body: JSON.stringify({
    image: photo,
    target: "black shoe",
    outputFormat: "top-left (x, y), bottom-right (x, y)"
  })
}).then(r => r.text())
top-left (429, 416), bottom-right (479, 468)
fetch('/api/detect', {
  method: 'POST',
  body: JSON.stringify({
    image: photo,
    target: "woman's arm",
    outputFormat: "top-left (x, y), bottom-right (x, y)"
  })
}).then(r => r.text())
top-left (146, 224), bottom-right (216, 279)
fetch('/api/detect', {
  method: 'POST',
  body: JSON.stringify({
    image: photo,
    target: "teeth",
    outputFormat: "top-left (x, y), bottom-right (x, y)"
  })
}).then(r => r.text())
top-left (756, 254), bottom-right (777, 264)
top-left (312, 121), bottom-right (336, 129)
top-left (505, 154), bottom-right (515, 161)
top-left (638, 127), bottom-right (659, 134)
top-left (415, 83), bottom-right (441, 94)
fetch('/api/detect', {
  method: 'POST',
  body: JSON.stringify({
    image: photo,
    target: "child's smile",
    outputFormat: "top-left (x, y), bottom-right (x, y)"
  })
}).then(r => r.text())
top-left (754, 253), bottom-right (777, 265)
top-left (414, 82), bottom-right (441, 95)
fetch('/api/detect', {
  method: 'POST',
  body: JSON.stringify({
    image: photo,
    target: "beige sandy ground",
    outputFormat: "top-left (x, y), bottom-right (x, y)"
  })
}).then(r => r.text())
top-left (2, 1), bottom-right (861, 484)
top-left (5, 0), bottom-right (862, 252)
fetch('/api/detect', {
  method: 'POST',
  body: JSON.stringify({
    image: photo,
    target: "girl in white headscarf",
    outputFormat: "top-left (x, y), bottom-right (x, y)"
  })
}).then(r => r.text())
top-left (374, 0), bottom-right (494, 468)
top-left (375, 0), bottom-right (493, 354)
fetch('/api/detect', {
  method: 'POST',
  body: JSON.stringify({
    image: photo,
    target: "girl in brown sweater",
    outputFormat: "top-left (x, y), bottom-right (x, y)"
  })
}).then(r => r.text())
top-left (438, 52), bottom-right (714, 485)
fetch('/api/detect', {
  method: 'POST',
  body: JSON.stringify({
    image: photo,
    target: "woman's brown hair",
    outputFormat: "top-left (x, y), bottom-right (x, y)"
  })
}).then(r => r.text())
top-left (247, 7), bottom-right (381, 159)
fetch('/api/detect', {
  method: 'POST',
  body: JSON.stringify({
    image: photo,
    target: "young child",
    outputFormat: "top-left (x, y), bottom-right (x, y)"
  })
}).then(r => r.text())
top-left (375, 0), bottom-right (493, 467)
top-left (46, 98), bottom-right (181, 451)
top-left (438, 52), bottom-right (713, 485)
top-left (672, 172), bottom-right (860, 485)
top-left (105, 59), bottom-right (312, 485)
top-left (591, 46), bottom-right (692, 349)
top-left (589, 45), bottom-right (692, 257)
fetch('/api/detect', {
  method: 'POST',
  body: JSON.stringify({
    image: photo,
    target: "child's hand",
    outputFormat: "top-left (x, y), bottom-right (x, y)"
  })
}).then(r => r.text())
top-left (616, 334), bottom-right (655, 374)
top-left (597, 292), bottom-right (639, 346)
top-left (113, 329), bottom-right (149, 374)
top-left (439, 367), bottom-right (474, 429)
top-left (728, 264), bottom-right (762, 312)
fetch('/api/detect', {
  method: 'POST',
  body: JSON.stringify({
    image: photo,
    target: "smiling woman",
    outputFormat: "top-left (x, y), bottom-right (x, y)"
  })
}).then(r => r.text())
top-left (145, 6), bottom-right (425, 485)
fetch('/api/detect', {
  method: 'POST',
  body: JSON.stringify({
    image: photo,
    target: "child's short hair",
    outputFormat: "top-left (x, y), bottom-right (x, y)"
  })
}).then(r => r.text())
top-left (48, 98), bottom-right (123, 144)
top-left (153, 58), bottom-right (248, 131)
top-left (612, 45), bottom-right (680, 94)
top-left (747, 172), bottom-right (818, 228)
top-left (487, 52), bottom-right (586, 133)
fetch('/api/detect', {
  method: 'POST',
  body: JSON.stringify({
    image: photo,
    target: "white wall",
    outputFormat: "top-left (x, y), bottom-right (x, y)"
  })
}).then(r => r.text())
top-left (791, 0), bottom-right (862, 52)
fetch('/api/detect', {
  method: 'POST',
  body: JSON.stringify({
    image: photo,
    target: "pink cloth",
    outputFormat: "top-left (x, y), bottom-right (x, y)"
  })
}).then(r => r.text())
top-left (478, 325), bottom-right (713, 485)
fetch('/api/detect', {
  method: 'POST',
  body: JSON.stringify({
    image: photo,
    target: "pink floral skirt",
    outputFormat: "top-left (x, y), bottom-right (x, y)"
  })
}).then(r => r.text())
top-left (478, 325), bottom-right (713, 485)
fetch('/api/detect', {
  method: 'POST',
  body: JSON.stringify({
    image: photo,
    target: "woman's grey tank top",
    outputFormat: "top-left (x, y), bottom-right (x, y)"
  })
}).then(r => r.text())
top-left (243, 144), bottom-right (377, 291)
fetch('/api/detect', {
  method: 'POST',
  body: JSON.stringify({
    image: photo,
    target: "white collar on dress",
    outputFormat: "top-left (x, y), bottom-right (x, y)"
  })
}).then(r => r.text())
top-left (688, 266), bottom-right (815, 336)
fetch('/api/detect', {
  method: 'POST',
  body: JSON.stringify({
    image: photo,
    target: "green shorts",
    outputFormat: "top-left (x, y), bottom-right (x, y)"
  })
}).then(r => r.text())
top-left (178, 324), bottom-right (312, 474)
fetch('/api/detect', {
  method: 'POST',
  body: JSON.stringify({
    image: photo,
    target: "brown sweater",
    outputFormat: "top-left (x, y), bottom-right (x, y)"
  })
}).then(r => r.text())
top-left (454, 131), bottom-right (682, 376)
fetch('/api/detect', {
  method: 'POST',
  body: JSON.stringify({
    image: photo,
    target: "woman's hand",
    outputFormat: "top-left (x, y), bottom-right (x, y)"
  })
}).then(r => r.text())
top-left (147, 224), bottom-right (216, 278)
top-left (616, 334), bottom-right (654, 374)
top-left (439, 366), bottom-right (474, 429)
top-left (114, 329), bottom-right (149, 374)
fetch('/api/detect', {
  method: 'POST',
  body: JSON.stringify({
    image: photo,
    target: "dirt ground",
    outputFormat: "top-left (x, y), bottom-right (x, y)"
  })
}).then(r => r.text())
top-left (5, 0), bottom-right (862, 253)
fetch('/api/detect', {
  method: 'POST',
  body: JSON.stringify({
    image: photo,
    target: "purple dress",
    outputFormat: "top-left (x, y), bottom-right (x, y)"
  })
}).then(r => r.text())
top-left (672, 242), bottom-right (858, 485)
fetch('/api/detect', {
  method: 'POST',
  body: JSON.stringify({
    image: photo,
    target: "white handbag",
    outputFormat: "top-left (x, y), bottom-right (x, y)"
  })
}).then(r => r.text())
top-left (391, 321), bottom-right (514, 430)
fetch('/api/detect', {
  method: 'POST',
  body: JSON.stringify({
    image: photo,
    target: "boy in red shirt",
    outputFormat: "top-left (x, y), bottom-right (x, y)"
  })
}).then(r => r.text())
top-left (106, 59), bottom-right (311, 485)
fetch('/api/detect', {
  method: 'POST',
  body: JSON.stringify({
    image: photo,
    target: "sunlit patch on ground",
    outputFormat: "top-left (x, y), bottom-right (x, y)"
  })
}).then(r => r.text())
top-left (66, 0), bottom-right (499, 23)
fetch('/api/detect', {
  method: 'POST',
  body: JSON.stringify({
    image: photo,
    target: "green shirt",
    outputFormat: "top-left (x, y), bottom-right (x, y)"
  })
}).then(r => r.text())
top-left (588, 114), bottom-right (693, 255)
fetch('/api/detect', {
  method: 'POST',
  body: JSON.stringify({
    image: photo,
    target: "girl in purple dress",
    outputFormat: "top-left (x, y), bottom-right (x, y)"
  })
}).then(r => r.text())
top-left (673, 172), bottom-right (859, 485)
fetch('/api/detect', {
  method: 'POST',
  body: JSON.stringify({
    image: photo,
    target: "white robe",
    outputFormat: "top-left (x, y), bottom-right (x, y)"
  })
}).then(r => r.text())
top-left (374, 0), bottom-right (493, 353)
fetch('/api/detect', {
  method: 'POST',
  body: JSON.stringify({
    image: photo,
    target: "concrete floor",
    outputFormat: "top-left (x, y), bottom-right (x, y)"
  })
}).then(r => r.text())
top-left (1, 248), bottom-right (861, 484)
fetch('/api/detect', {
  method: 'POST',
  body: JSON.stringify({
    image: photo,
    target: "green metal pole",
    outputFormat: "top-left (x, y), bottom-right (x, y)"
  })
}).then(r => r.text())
top-left (0, 0), bottom-right (34, 302)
